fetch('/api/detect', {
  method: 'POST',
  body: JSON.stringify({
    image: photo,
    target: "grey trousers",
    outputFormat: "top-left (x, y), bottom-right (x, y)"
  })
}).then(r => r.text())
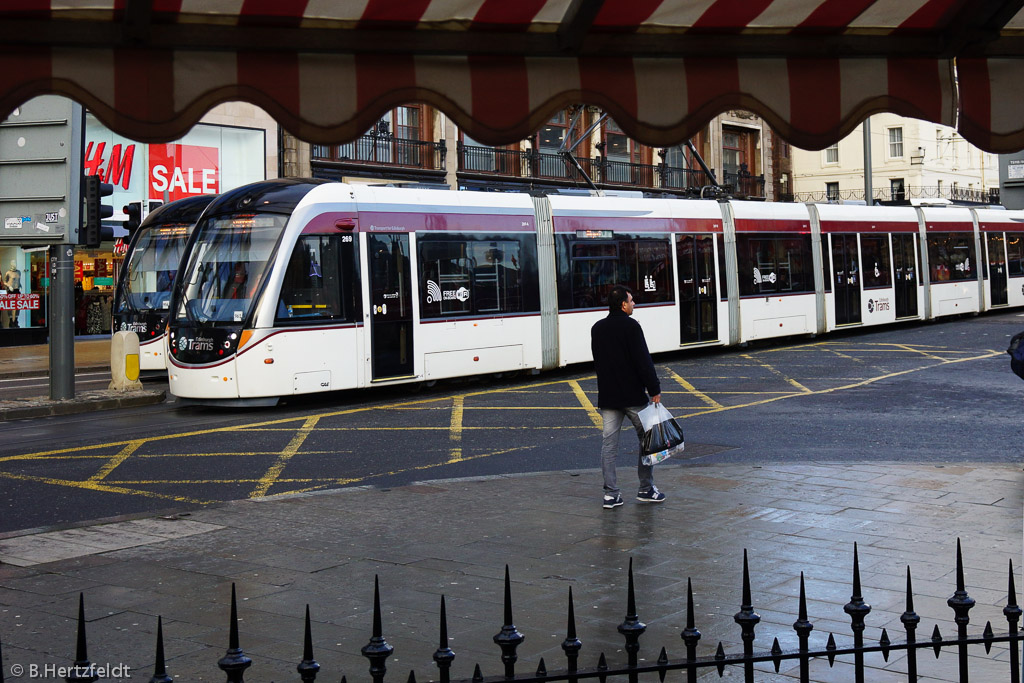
top-left (600, 405), bottom-right (654, 495)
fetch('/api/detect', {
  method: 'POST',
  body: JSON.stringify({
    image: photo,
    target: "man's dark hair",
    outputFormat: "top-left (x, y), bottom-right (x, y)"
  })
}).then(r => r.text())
top-left (608, 285), bottom-right (632, 313)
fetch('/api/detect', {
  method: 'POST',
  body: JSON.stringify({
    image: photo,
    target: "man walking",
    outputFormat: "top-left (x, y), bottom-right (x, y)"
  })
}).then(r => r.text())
top-left (591, 285), bottom-right (665, 509)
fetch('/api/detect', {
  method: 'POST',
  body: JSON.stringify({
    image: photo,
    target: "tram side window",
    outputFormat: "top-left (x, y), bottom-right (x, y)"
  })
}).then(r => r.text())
top-left (861, 236), bottom-right (892, 288)
top-left (418, 237), bottom-right (524, 318)
top-left (737, 235), bottom-right (813, 296)
top-left (563, 237), bottom-right (672, 309)
top-left (1008, 233), bottom-right (1024, 277)
top-left (927, 232), bottom-right (975, 281)
top-left (276, 234), bottom-right (360, 324)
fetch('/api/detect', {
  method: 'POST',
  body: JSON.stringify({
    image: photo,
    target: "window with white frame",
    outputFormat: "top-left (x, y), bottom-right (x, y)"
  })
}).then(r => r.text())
top-left (888, 128), bottom-right (904, 158)
top-left (824, 144), bottom-right (839, 164)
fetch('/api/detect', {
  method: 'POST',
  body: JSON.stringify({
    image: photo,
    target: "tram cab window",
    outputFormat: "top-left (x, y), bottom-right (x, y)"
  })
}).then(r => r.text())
top-left (1007, 233), bottom-right (1024, 277)
top-left (559, 236), bottom-right (672, 309)
top-left (418, 236), bottom-right (527, 318)
top-left (276, 234), bottom-right (361, 324)
top-left (927, 233), bottom-right (975, 281)
top-left (736, 235), bottom-right (813, 296)
top-left (860, 236), bottom-right (892, 288)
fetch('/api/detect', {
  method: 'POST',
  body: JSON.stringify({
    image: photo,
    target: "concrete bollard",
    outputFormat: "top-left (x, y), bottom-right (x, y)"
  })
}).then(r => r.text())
top-left (109, 330), bottom-right (144, 391)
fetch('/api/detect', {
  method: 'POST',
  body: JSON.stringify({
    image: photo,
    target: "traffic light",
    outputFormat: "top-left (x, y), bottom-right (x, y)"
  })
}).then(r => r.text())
top-left (123, 202), bottom-right (142, 237)
top-left (83, 174), bottom-right (113, 248)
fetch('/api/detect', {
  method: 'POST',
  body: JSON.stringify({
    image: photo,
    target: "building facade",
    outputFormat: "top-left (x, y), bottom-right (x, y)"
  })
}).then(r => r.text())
top-left (789, 113), bottom-right (999, 206)
top-left (298, 104), bottom-right (777, 201)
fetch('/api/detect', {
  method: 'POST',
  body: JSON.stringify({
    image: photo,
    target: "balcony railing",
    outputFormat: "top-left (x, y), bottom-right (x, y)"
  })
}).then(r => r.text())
top-left (457, 144), bottom-right (760, 198)
top-left (792, 185), bottom-right (1001, 205)
top-left (313, 135), bottom-right (445, 171)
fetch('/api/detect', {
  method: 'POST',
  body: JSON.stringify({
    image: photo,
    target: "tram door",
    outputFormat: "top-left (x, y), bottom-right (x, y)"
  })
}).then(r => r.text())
top-left (892, 234), bottom-right (919, 318)
top-left (676, 235), bottom-right (718, 343)
top-left (987, 233), bottom-right (1008, 306)
top-left (831, 234), bottom-right (861, 325)
top-left (368, 233), bottom-right (414, 379)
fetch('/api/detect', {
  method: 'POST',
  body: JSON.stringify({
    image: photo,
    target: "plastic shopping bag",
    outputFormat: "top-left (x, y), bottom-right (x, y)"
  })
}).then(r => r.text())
top-left (637, 402), bottom-right (685, 466)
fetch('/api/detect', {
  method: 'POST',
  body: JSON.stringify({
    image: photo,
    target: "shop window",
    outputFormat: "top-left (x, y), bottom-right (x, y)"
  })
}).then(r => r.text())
top-left (736, 234), bottom-right (814, 296)
top-left (276, 233), bottom-right (361, 324)
top-left (418, 236), bottom-right (531, 319)
top-left (927, 232), bottom-right (976, 281)
top-left (826, 182), bottom-right (839, 201)
top-left (891, 178), bottom-right (906, 201)
top-left (861, 235), bottom-right (892, 288)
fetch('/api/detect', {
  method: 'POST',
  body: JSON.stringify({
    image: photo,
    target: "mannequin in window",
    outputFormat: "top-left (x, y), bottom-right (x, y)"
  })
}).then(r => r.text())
top-left (3, 260), bottom-right (20, 293)
top-left (3, 260), bottom-right (20, 328)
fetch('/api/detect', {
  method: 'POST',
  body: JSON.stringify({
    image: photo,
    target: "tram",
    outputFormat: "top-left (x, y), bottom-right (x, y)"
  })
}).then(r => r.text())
top-left (164, 179), bottom-right (1024, 405)
top-left (111, 195), bottom-right (214, 370)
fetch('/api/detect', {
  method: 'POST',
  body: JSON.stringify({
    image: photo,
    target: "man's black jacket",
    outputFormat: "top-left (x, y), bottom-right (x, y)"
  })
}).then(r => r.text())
top-left (591, 310), bottom-right (661, 409)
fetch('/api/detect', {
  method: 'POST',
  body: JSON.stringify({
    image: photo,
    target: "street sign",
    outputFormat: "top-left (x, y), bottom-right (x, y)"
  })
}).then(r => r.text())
top-left (0, 95), bottom-right (83, 244)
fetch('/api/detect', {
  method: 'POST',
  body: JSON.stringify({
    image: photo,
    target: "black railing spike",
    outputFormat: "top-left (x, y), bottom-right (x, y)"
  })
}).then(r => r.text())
top-left (217, 584), bottom-right (253, 683)
top-left (361, 576), bottom-right (394, 683)
top-left (714, 642), bottom-right (725, 676)
top-left (434, 595), bottom-right (455, 683)
top-left (1, 629), bottom-right (5, 683)
top-left (148, 616), bottom-right (172, 683)
top-left (798, 572), bottom-right (808, 622)
top-left (67, 593), bottom-right (98, 683)
top-left (503, 565), bottom-right (514, 626)
top-left (472, 664), bottom-right (483, 683)
top-left (931, 624), bottom-right (943, 657)
top-left (597, 653), bottom-right (607, 683)
top-left (341, 675), bottom-right (347, 683)
top-left (536, 658), bottom-right (546, 677)
top-left (825, 633), bottom-right (837, 666)
top-left (956, 537), bottom-right (965, 592)
top-left (656, 646), bottom-right (668, 683)
top-left (566, 585), bottom-right (577, 639)
top-left (947, 538), bottom-right (976, 682)
top-left (983, 621), bottom-right (994, 653)
top-left (741, 550), bottom-right (752, 608)
top-left (627, 557), bottom-right (637, 617)
top-left (879, 628), bottom-right (891, 661)
top-left (734, 550), bottom-right (760, 681)
top-left (771, 637), bottom-right (782, 672)
top-left (373, 576), bottom-right (383, 638)
top-left (851, 542), bottom-right (862, 600)
top-left (906, 565), bottom-right (916, 614)
top-left (793, 572), bottom-right (813, 683)
top-left (1010, 559), bottom-right (1020, 609)
top-left (685, 578), bottom-right (695, 630)
top-left (298, 605), bottom-right (320, 683)
top-left (407, 669), bottom-right (416, 683)
top-left (493, 565), bottom-right (525, 679)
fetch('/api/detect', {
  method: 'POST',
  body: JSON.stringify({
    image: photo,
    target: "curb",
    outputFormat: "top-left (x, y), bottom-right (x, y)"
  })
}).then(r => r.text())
top-left (0, 389), bottom-right (166, 420)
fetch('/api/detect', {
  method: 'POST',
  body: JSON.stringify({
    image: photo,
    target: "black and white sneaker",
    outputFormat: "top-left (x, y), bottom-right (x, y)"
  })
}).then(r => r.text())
top-left (603, 493), bottom-right (624, 509)
top-left (637, 487), bottom-right (666, 503)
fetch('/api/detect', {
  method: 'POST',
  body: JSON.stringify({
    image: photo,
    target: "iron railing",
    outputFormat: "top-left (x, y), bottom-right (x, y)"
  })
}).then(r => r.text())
top-left (313, 135), bottom-right (446, 170)
top-left (9, 539), bottom-right (1022, 682)
top-left (793, 186), bottom-right (1001, 205)
top-left (456, 145), bottom-right (741, 197)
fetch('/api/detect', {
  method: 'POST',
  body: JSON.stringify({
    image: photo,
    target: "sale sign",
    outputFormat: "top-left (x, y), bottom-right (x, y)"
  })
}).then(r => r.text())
top-left (149, 144), bottom-right (220, 202)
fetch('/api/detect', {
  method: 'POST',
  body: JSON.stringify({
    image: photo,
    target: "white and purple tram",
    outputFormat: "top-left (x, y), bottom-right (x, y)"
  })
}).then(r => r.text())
top-left (164, 180), bottom-right (1021, 404)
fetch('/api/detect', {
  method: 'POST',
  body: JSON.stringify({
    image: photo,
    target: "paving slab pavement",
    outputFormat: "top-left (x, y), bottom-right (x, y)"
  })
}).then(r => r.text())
top-left (0, 462), bottom-right (1020, 682)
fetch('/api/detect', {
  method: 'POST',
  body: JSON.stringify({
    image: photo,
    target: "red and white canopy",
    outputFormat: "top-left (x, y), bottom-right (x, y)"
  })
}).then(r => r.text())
top-left (1, 0), bottom-right (1023, 151)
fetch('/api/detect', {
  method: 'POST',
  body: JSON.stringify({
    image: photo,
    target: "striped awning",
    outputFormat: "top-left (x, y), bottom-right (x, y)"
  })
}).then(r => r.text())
top-left (2, 1), bottom-right (1024, 152)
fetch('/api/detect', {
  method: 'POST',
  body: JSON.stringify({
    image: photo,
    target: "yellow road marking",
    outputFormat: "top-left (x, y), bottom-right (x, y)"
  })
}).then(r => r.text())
top-left (569, 379), bottom-right (602, 429)
top-left (249, 415), bottom-right (320, 498)
top-left (740, 353), bottom-right (812, 393)
top-left (449, 395), bottom-right (464, 462)
top-left (664, 368), bottom-right (723, 408)
top-left (0, 470), bottom-right (213, 504)
top-left (892, 343), bottom-right (946, 361)
top-left (89, 440), bottom-right (145, 482)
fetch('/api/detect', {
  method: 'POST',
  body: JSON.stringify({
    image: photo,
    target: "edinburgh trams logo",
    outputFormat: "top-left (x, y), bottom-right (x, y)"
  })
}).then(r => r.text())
top-left (426, 280), bottom-right (470, 304)
top-left (867, 298), bottom-right (891, 313)
top-left (178, 335), bottom-right (214, 351)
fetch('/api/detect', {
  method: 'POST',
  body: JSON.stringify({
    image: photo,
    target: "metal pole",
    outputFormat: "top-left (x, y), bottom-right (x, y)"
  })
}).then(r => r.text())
top-left (48, 244), bottom-right (75, 400)
top-left (863, 117), bottom-right (873, 206)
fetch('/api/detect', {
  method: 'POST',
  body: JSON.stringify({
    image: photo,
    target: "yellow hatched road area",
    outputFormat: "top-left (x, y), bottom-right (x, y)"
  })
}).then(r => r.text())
top-left (0, 341), bottom-right (1000, 505)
